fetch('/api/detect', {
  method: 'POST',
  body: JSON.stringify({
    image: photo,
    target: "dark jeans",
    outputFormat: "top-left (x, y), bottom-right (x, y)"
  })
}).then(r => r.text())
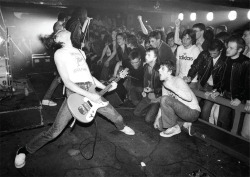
top-left (26, 82), bottom-right (125, 154)
top-left (200, 83), bottom-right (214, 121)
top-left (134, 96), bottom-right (160, 123)
top-left (159, 95), bottom-right (200, 129)
top-left (217, 91), bottom-right (233, 131)
top-left (43, 75), bottom-right (60, 100)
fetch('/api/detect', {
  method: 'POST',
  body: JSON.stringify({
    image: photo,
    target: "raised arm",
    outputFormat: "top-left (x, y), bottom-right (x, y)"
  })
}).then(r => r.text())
top-left (174, 19), bottom-right (182, 45)
top-left (138, 15), bottom-right (148, 35)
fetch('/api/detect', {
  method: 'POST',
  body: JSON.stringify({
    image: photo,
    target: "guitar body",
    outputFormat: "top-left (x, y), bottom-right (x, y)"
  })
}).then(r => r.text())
top-left (67, 68), bottom-right (129, 123)
top-left (67, 93), bottom-right (108, 123)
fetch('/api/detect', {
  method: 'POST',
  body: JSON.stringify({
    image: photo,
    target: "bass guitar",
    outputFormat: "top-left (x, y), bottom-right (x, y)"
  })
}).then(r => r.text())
top-left (67, 68), bottom-right (129, 123)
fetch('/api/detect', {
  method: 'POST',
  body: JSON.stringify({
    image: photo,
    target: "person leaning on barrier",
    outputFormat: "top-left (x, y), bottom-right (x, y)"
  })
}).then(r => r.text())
top-left (185, 39), bottom-right (227, 122)
top-left (212, 35), bottom-right (250, 131)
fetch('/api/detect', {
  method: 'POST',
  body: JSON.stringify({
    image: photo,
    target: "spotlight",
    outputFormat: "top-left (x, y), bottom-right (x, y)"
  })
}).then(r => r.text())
top-left (190, 13), bottom-right (196, 21)
top-left (145, 20), bottom-right (148, 23)
top-left (178, 13), bottom-right (184, 21)
top-left (248, 10), bottom-right (250, 20)
top-left (228, 10), bottom-right (237, 21)
top-left (206, 12), bottom-right (213, 21)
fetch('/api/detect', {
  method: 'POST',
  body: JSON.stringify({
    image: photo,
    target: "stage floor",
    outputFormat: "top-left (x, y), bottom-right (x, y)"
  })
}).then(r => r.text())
top-left (0, 72), bottom-right (249, 177)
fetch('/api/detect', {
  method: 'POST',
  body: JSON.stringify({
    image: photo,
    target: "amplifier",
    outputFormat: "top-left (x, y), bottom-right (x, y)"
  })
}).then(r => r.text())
top-left (31, 54), bottom-right (56, 73)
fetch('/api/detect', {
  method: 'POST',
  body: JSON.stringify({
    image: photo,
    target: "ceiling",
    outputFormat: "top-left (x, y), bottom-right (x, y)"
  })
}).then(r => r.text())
top-left (0, 0), bottom-right (249, 9)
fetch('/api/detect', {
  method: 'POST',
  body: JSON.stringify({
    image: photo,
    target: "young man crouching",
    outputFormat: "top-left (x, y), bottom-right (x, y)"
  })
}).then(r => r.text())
top-left (154, 61), bottom-right (200, 137)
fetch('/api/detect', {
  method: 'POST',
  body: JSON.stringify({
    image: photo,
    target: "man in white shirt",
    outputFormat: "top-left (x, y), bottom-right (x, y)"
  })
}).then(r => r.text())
top-left (176, 29), bottom-right (200, 89)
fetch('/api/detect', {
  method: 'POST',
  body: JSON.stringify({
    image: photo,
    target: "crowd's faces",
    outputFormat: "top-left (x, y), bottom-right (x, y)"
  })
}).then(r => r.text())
top-left (149, 37), bottom-right (159, 48)
top-left (117, 35), bottom-right (125, 46)
top-left (182, 34), bottom-right (193, 49)
top-left (209, 49), bottom-right (221, 59)
top-left (126, 42), bottom-right (132, 49)
top-left (167, 37), bottom-right (175, 48)
top-left (130, 58), bottom-right (141, 69)
top-left (136, 35), bottom-right (143, 44)
top-left (111, 31), bottom-right (117, 41)
top-left (145, 50), bottom-right (157, 64)
top-left (193, 27), bottom-right (203, 40)
top-left (226, 41), bottom-right (241, 59)
top-left (242, 30), bottom-right (250, 46)
top-left (159, 65), bottom-right (171, 81)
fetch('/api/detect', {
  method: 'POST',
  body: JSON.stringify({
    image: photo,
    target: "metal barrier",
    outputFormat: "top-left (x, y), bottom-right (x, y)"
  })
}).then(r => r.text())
top-left (192, 89), bottom-right (248, 142)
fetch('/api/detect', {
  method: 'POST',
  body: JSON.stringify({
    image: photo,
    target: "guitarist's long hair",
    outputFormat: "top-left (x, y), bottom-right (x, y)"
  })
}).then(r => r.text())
top-left (39, 32), bottom-right (62, 57)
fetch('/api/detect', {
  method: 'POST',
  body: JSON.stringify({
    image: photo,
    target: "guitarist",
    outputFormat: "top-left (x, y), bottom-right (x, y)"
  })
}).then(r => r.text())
top-left (14, 29), bottom-right (135, 169)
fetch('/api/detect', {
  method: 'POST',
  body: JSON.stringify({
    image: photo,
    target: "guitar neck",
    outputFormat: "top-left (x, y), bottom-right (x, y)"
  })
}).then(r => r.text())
top-left (99, 77), bottom-right (121, 96)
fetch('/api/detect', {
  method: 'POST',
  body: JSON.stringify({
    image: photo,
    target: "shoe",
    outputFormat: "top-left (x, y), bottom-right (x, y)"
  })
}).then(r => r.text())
top-left (14, 148), bottom-right (26, 168)
top-left (183, 122), bottom-right (193, 136)
top-left (160, 124), bottom-right (181, 137)
top-left (120, 126), bottom-right (135, 135)
top-left (42, 100), bottom-right (57, 106)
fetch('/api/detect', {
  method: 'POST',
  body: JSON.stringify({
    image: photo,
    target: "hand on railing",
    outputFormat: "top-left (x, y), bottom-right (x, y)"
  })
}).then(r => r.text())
top-left (230, 98), bottom-right (241, 107)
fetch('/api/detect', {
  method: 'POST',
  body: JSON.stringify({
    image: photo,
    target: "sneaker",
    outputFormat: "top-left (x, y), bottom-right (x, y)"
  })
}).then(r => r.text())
top-left (120, 126), bottom-right (135, 135)
top-left (42, 100), bottom-right (57, 106)
top-left (160, 124), bottom-right (181, 137)
top-left (14, 148), bottom-right (26, 168)
top-left (183, 122), bottom-right (193, 136)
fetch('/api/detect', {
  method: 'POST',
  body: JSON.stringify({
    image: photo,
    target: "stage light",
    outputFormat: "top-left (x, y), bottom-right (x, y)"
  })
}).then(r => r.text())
top-left (145, 20), bottom-right (148, 23)
top-left (228, 10), bottom-right (237, 21)
top-left (248, 10), bottom-right (250, 20)
top-left (190, 13), bottom-right (196, 21)
top-left (206, 12), bottom-right (213, 21)
top-left (178, 13), bottom-right (184, 21)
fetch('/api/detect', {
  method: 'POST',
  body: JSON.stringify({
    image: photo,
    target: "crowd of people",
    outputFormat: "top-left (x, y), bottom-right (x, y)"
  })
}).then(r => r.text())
top-left (14, 7), bottom-right (249, 169)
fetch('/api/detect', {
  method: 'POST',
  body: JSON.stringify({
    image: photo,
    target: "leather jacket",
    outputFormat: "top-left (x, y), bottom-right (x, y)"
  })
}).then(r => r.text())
top-left (221, 54), bottom-right (250, 101)
top-left (188, 51), bottom-right (226, 90)
top-left (143, 63), bottom-right (162, 97)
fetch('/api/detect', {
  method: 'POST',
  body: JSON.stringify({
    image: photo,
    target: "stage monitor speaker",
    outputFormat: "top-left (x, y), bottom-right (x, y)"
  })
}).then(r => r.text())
top-left (31, 54), bottom-right (56, 73)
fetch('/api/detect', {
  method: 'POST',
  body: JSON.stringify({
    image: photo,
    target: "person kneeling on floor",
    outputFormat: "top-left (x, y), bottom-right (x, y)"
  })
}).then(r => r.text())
top-left (154, 60), bottom-right (200, 137)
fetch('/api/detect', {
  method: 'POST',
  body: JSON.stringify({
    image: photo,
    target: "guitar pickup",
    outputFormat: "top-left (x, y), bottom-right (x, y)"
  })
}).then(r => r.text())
top-left (87, 101), bottom-right (93, 107)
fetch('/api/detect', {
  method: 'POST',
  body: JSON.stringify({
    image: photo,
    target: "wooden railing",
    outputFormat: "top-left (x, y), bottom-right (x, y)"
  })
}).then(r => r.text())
top-left (192, 89), bottom-right (248, 141)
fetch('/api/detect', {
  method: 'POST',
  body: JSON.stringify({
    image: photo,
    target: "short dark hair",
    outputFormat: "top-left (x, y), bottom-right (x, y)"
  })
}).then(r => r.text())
top-left (149, 30), bottom-right (161, 40)
top-left (228, 35), bottom-right (246, 53)
top-left (215, 32), bottom-right (230, 44)
top-left (217, 25), bottom-right (227, 32)
top-left (208, 39), bottom-right (224, 51)
top-left (166, 32), bottom-right (174, 41)
top-left (146, 47), bottom-right (159, 58)
top-left (126, 34), bottom-right (138, 47)
top-left (128, 49), bottom-right (141, 61)
top-left (116, 32), bottom-right (127, 40)
top-left (160, 60), bottom-right (176, 76)
top-left (136, 31), bottom-right (148, 41)
top-left (58, 13), bottom-right (67, 21)
top-left (182, 29), bottom-right (196, 45)
top-left (71, 8), bottom-right (87, 18)
top-left (193, 23), bottom-right (206, 31)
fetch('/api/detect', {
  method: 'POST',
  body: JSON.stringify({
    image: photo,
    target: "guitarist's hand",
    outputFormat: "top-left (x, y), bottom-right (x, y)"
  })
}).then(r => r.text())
top-left (108, 81), bottom-right (117, 92)
top-left (88, 93), bottom-right (103, 104)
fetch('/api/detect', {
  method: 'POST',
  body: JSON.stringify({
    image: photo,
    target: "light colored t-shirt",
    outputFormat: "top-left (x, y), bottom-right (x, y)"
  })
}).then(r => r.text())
top-left (176, 45), bottom-right (200, 82)
top-left (64, 49), bottom-right (94, 84)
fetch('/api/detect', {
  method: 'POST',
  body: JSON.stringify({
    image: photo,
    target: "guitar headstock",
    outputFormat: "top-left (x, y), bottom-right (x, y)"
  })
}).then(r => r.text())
top-left (119, 68), bottom-right (129, 79)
